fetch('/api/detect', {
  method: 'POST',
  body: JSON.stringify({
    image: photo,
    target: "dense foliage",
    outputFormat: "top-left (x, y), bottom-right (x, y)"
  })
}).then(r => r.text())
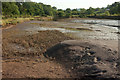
top-left (2, 2), bottom-right (57, 18)
top-left (2, 2), bottom-right (120, 19)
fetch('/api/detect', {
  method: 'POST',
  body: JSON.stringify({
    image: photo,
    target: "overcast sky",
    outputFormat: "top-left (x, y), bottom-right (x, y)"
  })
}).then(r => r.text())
top-left (31, 0), bottom-right (120, 9)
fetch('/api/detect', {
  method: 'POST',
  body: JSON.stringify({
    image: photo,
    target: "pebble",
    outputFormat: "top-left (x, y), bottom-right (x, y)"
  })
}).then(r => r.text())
top-left (108, 49), bottom-right (112, 51)
top-left (113, 63), bottom-right (117, 68)
top-left (85, 47), bottom-right (90, 50)
top-left (68, 69), bottom-right (71, 72)
top-left (94, 57), bottom-right (98, 63)
top-left (87, 53), bottom-right (91, 56)
top-left (71, 67), bottom-right (74, 69)
top-left (89, 51), bottom-right (96, 55)
top-left (97, 57), bottom-right (101, 61)
top-left (35, 59), bottom-right (40, 62)
top-left (114, 50), bottom-right (117, 54)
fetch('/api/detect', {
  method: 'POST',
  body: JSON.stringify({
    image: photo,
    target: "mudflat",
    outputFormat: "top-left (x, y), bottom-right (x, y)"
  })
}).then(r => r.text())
top-left (2, 19), bottom-right (119, 79)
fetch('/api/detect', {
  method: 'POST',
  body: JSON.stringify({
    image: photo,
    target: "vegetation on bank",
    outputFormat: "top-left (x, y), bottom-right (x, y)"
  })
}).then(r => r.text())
top-left (2, 18), bottom-right (30, 26)
top-left (2, 16), bottom-right (53, 27)
top-left (2, 2), bottom-right (120, 23)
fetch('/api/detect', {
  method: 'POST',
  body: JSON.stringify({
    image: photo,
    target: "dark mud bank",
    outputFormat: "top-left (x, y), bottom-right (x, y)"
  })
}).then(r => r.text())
top-left (44, 40), bottom-right (120, 79)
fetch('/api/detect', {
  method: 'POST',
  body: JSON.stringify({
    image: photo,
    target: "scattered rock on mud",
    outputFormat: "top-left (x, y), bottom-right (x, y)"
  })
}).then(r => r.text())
top-left (44, 40), bottom-right (120, 79)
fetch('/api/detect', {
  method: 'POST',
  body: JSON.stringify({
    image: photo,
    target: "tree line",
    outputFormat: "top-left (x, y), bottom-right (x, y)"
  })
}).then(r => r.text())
top-left (2, 2), bottom-right (120, 19)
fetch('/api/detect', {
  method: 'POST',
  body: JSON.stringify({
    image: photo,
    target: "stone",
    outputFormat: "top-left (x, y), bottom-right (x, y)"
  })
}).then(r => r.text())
top-left (94, 57), bottom-right (98, 63)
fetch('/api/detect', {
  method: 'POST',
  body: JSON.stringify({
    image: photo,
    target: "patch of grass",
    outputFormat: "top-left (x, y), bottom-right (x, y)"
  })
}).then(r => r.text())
top-left (11, 20), bottom-right (18, 25)
top-left (2, 18), bottom-right (32, 26)
top-left (2, 16), bottom-right (53, 27)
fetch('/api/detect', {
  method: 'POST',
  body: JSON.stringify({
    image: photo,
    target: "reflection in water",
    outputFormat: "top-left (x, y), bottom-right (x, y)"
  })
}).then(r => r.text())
top-left (26, 27), bottom-right (79, 33)
top-left (72, 19), bottom-right (119, 27)
top-left (23, 19), bottom-right (119, 40)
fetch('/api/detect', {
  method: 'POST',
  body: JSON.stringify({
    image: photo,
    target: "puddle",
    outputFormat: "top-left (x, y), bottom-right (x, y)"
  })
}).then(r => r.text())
top-left (72, 19), bottom-right (119, 27)
top-left (15, 20), bottom-right (119, 40)
top-left (25, 26), bottom-right (79, 33)
top-left (25, 25), bottom-right (118, 40)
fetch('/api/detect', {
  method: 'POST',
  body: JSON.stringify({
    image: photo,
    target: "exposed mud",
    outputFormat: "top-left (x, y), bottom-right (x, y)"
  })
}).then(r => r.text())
top-left (2, 18), bottom-right (119, 79)
top-left (44, 40), bottom-right (119, 79)
top-left (3, 29), bottom-right (72, 58)
top-left (2, 29), bottom-right (73, 78)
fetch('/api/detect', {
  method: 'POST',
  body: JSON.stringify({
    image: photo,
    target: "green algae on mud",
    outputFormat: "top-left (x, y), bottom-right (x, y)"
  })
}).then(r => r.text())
top-left (64, 27), bottom-right (93, 31)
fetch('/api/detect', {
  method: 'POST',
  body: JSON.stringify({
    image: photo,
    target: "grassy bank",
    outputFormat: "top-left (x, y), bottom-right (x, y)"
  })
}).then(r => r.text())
top-left (2, 16), bottom-right (53, 27)
top-left (2, 18), bottom-right (32, 27)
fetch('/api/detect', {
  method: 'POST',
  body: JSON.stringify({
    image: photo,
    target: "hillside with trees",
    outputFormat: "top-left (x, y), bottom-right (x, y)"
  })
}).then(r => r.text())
top-left (2, 2), bottom-right (120, 19)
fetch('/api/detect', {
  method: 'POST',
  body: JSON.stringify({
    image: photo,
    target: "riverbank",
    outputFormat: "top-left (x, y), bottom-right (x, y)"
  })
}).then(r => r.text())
top-left (2, 19), bottom-right (119, 78)
top-left (2, 28), bottom-right (73, 78)
top-left (1, 16), bottom-right (53, 29)
top-left (2, 18), bottom-right (31, 27)
top-left (2, 17), bottom-right (119, 30)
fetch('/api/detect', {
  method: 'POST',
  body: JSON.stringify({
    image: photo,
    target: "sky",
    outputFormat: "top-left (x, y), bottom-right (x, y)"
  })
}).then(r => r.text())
top-left (31, 0), bottom-right (120, 9)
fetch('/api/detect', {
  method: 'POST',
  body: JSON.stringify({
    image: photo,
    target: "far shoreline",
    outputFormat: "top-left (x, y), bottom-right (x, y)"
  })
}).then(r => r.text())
top-left (1, 17), bottom-right (119, 30)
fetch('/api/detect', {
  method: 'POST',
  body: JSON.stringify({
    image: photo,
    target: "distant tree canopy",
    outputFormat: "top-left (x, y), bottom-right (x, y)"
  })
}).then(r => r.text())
top-left (2, 2), bottom-right (20, 16)
top-left (2, 2), bottom-right (56, 18)
top-left (2, 2), bottom-right (120, 18)
top-left (107, 2), bottom-right (120, 15)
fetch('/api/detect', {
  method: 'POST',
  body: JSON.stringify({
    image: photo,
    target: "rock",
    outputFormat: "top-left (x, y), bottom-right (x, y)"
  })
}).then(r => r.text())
top-left (85, 46), bottom-right (90, 50)
top-left (35, 59), bottom-right (40, 62)
top-left (94, 57), bottom-right (98, 63)
top-left (87, 53), bottom-right (91, 56)
top-left (89, 51), bottom-right (96, 55)
top-left (108, 49), bottom-right (112, 51)
top-left (96, 57), bottom-right (101, 61)
top-left (68, 69), bottom-right (71, 73)
top-left (71, 67), bottom-right (74, 69)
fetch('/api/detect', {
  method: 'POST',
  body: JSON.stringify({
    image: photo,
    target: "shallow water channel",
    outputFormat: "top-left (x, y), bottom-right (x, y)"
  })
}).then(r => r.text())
top-left (23, 19), bottom-right (119, 40)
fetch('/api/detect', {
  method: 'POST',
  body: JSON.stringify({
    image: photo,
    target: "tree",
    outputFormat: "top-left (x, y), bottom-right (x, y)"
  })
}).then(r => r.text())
top-left (86, 7), bottom-right (95, 15)
top-left (52, 6), bottom-right (57, 10)
top-left (43, 5), bottom-right (54, 16)
top-left (105, 11), bottom-right (110, 16)
top-left (65, 8), bottom-right (72, 18)
top-left (2, 2), bottom-right (20, 17)
top-left (72, 9), bottom-right (78, 15)
top-left (78, 8), bottom-right (86, 18)
top-left (2, 1), bottom-right (120, 19)
top-left (33, 3), bottom-right (44, 16)
top-left (57, 11), bottom-right (65, 18)
top-left (107, 2), bottom-right (120, 14)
